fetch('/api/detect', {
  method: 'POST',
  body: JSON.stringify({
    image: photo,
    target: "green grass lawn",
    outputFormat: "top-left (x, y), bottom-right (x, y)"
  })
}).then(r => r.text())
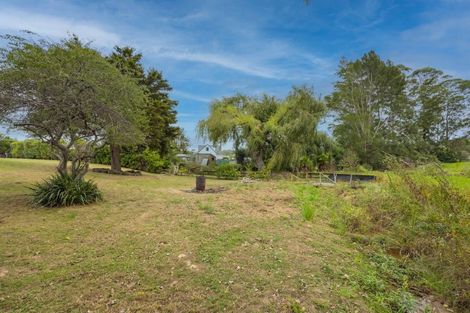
top-left (441, 162), bottom-right (470, 192)
top-left (0, 159), bottom-right (466, 312)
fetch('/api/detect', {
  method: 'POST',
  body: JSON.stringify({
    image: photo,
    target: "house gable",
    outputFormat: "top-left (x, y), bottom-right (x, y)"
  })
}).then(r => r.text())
top-left (197, 144), bottom-right (218, 158)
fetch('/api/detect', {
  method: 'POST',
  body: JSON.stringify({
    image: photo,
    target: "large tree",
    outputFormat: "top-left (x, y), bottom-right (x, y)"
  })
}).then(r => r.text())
top-left (105, 46), bottom-right (146, 172)
top-left (198, 86), bottom-right (326, 171)
top-left (0, 34), bottom-right (147, 179)
top-left (408, 67), bottom-right (469, 160)
top-left (326, 51), bottom-right (412, 168)
top-left (106, 46), bottom-right (179, 172)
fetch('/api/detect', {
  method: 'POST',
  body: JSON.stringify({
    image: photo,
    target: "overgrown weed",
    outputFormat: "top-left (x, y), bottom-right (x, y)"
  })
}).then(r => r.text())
top-left (339, 165), bottom-right (469, 310)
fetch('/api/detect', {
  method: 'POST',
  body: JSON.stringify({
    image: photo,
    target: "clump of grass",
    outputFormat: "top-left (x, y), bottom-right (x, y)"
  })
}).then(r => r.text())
top-left (31, 174), bottom-right (102, 207)
top-left (289, 300), bottom-right (304, 313)
top-left (197, 201), bottom-right (215, 214)
top-left (294, 185), bottom-right (318, 221)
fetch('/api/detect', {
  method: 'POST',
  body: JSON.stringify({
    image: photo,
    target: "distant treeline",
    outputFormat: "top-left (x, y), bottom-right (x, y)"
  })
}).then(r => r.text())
top-left (199, 51), bottom-right (470, 171)
top-left (0, 137), bottom-right (55, 160)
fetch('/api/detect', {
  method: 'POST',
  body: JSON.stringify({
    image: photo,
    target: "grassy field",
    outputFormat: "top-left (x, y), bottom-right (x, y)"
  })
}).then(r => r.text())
top-left (0, 159), bottom-right (468, 312)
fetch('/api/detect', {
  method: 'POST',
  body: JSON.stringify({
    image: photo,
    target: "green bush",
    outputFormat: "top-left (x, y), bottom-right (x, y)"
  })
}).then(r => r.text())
top-left (10, 139), bottom-right (55, 159)
top-left (0, 135), bottom-right (14, 156)
top-left (339, 149), bottom-right (360, 171)
top-left (31, 174), bottom-right (102, 207)
top-left (93, 146), bottom-right (170, 173)
top-left (215, 163), bottom-right (240, 179)
top-left (246, 167), bottom-right (272, 179)
top-left (93, 145), bottom-right (111, 165)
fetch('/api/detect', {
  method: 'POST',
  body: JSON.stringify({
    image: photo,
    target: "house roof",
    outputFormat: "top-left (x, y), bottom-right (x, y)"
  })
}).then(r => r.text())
top-left (196, 144), bottom-right (219, 158)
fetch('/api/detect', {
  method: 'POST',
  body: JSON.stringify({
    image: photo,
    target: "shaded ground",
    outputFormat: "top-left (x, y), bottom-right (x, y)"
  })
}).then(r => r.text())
top-left (0, 159), bottom-right (459, 312)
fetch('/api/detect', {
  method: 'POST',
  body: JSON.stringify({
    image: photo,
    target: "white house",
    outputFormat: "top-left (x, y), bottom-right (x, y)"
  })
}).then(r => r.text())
top-left (195, 144), bottom-right (219, 166)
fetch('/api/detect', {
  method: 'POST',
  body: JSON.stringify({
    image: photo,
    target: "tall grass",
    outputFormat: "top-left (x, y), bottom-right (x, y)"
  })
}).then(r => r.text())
top-left (338, 165), bottom-right (470, 310)
top-left (295, 185), bottom-right (317, 221)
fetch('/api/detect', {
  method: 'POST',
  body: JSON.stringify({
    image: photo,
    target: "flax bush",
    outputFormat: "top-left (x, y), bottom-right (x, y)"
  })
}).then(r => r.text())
top-left (31, 174), bottom-right (102, 207)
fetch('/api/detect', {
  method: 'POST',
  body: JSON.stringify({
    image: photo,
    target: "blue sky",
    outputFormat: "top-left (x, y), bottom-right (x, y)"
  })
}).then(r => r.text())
top-left (1, 0), bottom-right (469, 148)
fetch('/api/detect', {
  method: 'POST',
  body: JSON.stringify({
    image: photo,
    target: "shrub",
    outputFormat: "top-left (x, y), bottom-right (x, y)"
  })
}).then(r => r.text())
top-left (339, 149), bottom-right (360, 171)
top-left (215, 163), bottom-right (240, 179)
top-left (31, 174), bottom-right (102, 207)
top-left (93, 146), bottom-right (170, 173)
top-left (93, 145), bottom-right (111, 165)
top-left (339, 205), bottom-right (370, 232)
top-left (247, 167), bottom-right (272, 179)
top-left (10, 139), bottom-right (55, 159)
top-left (0, 135), bottom-right (14, 156)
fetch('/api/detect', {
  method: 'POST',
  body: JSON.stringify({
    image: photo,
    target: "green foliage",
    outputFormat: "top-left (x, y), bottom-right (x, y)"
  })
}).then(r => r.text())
top-left (215, 163), bottom-right (240, 179)
top-left (31, 174), bottom-right (102, 207)
top-left (408, 68), bottom-right (469, 162)
top-left (337, 205), bottom-right (369, 232)
top-left (9, 139), bottom-right (54, 159)
top-left (338, 149), bottom-right (360, 171)
top-left (198, 86), bottom-right (326, 171)
top-left (107, 46), bottom-right (180, 157)
top-left (0, 134), bottom-right (14, 156)
top-left (327, 51), bottom-right (411, 169)
top-left (246, 167), bottom-right (272, 179)
top-left (294, 185), bottom-right (318, 221)
top-left (351, 253), bottom-right (416, 313)
top-left (0, 34), bottom-right (147, 179)
top-left (93, 145), bottom-right (111, 165)
top-left (93, 146), bottom-right (170, 173)
top-left (337, 166), bottom-right (470, 309)
top-left (328, 53), bottom-right (469, 169)
top-left (121, 147), bottom-right (169, 173)
top-left (197, 200), bottom-right (215, 214)
top-left (289, 301), bottom-right (305, 313)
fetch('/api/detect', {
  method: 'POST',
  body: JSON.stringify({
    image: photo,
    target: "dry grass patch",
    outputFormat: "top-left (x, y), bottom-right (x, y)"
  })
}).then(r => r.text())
top-left (1, 159), bottom-right (373, 312)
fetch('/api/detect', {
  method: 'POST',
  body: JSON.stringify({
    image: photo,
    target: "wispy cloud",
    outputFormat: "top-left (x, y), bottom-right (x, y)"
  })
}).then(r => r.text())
top-left (401, 15), bottom-right (470, 49)
top-left (0, 8), bottom-right (120, 47)
top-left (155, 48), bottom-right (281, 79)
top-left (334, 0), bottom-right (384, 31)
top-left (172, 90), bottom-right (213, 103)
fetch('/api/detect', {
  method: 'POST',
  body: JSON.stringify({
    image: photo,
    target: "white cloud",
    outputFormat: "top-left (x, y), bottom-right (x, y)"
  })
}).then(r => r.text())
top-left (172, 90), bottom-right (213, 103)
top-left (401, 15), bottom-right (470, 48)
top-left (156, 48), bottom-right (281, 79)
top-left (0, 8), bottom-right (120, 47)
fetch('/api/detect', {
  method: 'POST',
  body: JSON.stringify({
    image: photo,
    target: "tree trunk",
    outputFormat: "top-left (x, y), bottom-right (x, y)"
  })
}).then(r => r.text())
top-left (252, 151), bottom-right (265, 170)
top-left (56, 148), bottom-right (68, 176)
top-left (110, 144), bottom-right (122, 173)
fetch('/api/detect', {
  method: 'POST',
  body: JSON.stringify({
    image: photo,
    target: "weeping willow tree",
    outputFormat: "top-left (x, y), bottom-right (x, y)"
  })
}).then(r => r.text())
top-left (197, 86), bottom-right (326, 171)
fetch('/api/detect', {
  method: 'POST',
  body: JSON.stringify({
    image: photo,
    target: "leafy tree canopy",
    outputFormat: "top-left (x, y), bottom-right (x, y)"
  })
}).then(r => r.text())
top-left (326, 51), bottom-right (412, 168)
top-left (198, 86), bottom-right (326, 171)
top-left (0, 34), bottom-right (147, 178)
top-left (107, 46), bottom-right (179, 156)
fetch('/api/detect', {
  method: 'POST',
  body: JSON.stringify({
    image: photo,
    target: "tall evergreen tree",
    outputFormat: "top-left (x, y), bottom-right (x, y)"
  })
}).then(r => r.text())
top-left (107, 46), bottom-right (179, 172)
top-left (326, 51), bottom-right (412, 168)
top-left (408, 67), bottom-right (470, 161)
